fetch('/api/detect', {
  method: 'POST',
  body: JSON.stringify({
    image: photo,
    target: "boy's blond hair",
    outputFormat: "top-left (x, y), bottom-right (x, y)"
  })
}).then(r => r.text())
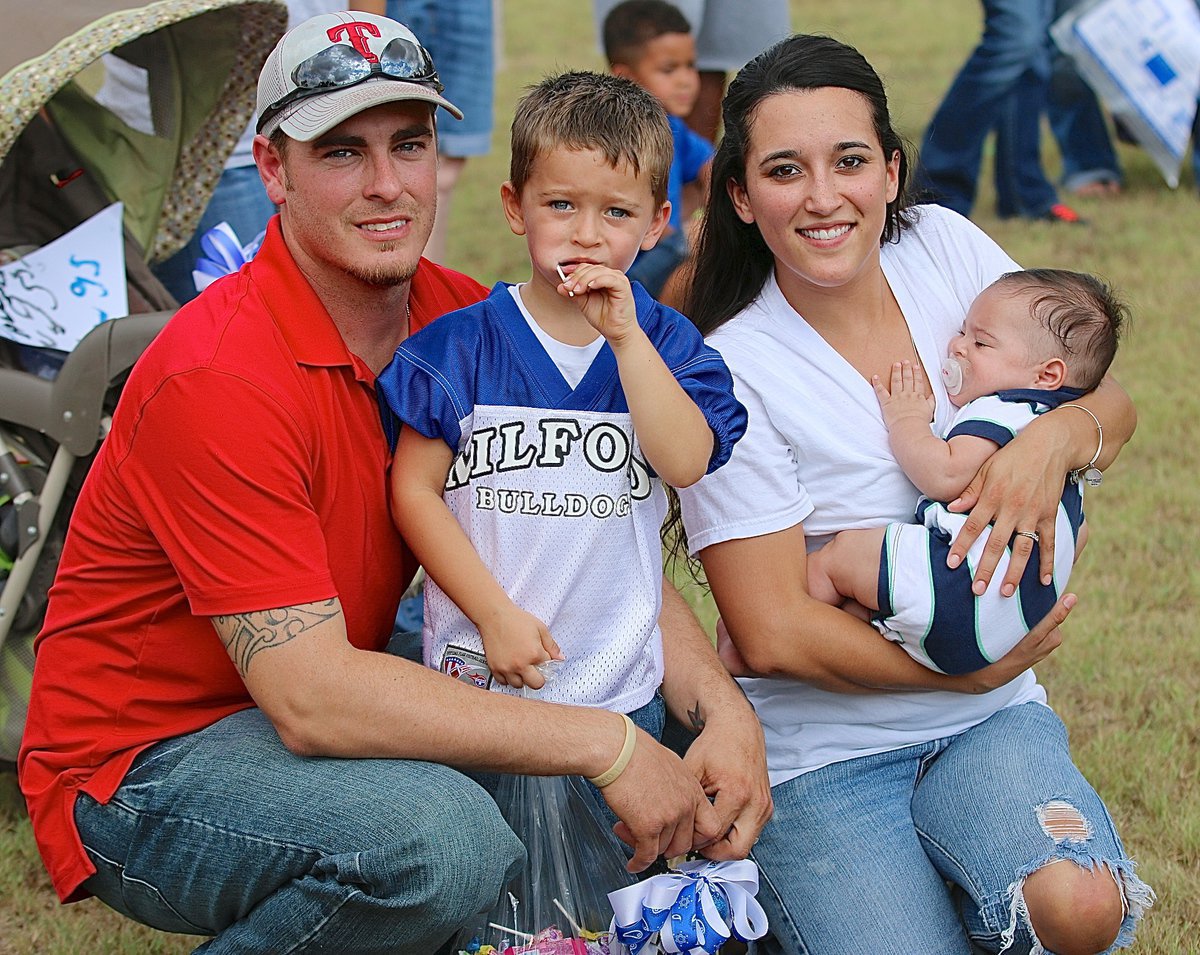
top-left (509, 70), bottom-right (673, 207)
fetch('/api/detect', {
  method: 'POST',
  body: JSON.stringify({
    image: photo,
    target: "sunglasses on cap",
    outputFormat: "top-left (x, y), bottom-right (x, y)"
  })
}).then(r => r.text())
top-left (260, 35), bottom-right (443, 129)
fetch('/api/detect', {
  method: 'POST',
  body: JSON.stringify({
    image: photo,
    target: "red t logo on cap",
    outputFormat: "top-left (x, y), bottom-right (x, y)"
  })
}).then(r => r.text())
top-left (327, 21), bottom-right (381, 62)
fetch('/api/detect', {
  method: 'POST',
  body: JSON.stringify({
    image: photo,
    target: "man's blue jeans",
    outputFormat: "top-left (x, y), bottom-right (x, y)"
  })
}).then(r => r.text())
top-left (74, 707), bottom-right (525, 954)
top-left (916, 0), bottom-right (1060, 218)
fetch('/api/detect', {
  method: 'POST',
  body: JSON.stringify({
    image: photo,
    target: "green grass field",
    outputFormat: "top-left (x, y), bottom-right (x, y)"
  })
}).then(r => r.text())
top-left (2, 0), bottom-right (1197, 951)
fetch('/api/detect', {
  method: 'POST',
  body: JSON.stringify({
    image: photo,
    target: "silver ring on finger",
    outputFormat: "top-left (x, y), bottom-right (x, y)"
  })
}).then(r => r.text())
top-left (1014, 530), bottom-right (1040, 544)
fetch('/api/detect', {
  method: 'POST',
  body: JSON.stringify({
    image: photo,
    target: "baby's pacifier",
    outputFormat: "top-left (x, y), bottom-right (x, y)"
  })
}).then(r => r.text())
top-left (940, 356), bottom-right (963, 396)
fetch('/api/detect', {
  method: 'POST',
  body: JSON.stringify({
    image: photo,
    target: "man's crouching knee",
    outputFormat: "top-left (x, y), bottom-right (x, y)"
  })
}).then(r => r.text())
top-left (413, 784), bottom-right (526, 928)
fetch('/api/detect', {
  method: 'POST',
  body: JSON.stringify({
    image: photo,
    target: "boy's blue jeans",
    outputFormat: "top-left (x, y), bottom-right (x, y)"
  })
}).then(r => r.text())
top-left (74, 706), bottom-right (525, 954)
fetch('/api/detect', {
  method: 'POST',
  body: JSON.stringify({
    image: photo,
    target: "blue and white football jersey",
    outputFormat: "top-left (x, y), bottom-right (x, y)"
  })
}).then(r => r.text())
top-left (378, 282), bottom-right (746, 710)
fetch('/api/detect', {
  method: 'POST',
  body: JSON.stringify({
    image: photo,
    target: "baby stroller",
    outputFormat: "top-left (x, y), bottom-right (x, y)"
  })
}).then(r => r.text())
top-left (0, 0), bottom-right (289, 766)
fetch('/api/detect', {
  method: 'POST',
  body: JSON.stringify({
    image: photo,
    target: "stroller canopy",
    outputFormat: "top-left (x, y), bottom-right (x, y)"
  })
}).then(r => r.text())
top-left (0, 0), bottom-right (288, 263)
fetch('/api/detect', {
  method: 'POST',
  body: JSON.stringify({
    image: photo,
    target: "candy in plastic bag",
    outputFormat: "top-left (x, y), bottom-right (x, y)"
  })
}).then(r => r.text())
top-left (453, 736), bottom-right (636, 953)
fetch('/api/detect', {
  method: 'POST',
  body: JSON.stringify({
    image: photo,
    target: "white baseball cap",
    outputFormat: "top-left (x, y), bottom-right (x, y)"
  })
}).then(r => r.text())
top-left (256, 11), bottom-right (462, 142)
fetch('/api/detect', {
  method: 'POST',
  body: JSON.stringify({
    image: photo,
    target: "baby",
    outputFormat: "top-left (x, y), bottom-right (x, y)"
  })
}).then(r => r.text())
top-left (807, 268), bottom-right (1125, 673)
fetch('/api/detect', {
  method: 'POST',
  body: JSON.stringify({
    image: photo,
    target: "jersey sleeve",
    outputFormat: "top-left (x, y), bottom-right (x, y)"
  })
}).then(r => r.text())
top-left (376, 309), bottom-right (479, 453)
top-left (113, 369), bottom-right (336, 615)
top-left (646, 299), bottom-right (748, 473)
top-left (945, 394), bottom-right (1030, 447)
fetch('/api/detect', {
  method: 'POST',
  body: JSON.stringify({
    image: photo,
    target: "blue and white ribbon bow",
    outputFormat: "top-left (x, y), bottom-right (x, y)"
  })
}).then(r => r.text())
top-left (191, 221), bottom-right (265, 292)
top-left (608, 859), bottom-right (769, 955)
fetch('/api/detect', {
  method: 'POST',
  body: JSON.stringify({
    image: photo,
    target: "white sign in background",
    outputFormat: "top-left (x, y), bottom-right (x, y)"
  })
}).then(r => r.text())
top-left (0, 202), bottom-right (129, 353)
top-left (1053, 0), bottom-right (1200, 187)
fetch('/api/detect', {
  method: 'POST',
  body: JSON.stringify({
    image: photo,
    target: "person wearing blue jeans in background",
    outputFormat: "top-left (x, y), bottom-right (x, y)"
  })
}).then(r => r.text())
top-left (1046, 0), bottom-right (1200, 198)
top-left (386, 0), bottom-right (495, 263)
top-left (1047, 0), bottom-right (1200, 197)
top-left (1047, 0), bottom-right (1123, 197)
top-left (916, 0), bottom-right (1083, 223)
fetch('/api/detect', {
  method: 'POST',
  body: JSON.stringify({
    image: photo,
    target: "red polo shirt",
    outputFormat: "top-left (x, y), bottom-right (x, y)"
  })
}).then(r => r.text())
top-left (19, 218), bottom-right (487, 902)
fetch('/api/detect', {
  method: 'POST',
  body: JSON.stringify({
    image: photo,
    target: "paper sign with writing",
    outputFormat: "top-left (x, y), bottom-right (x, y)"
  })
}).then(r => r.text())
top-left (0, 202), bottom-right (129, 352)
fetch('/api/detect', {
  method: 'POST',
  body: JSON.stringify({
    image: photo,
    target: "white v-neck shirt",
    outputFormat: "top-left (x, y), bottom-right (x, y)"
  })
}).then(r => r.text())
top-left (677, 205), bottom-right (1047, 785)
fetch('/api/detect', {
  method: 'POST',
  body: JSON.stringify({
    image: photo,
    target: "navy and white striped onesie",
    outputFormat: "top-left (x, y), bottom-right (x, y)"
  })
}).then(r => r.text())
top-left (874, 388), bottom-right (1086, 675)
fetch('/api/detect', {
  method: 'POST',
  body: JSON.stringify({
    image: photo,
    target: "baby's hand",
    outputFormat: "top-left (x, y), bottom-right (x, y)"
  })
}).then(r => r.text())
top-left (558, 263), bottom-right (639, 346)
top-left (872, 360), bottom-right (935, 431)
top-left (480, 604), bottom-right (564, 690)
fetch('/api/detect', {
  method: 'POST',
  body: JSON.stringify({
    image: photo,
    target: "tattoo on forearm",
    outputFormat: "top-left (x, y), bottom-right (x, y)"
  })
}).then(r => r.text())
top-left (688, 701), bottom-right (706, 733)
top-left (215, 600), bottom-right (339, 677)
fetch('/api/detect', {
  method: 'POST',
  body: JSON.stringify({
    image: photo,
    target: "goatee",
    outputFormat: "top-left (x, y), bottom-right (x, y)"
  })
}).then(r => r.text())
top-left (347, 246), bottom-right (420, 288)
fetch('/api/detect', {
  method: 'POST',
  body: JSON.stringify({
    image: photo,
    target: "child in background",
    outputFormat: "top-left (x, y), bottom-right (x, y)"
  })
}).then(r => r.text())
top-left (379, 72), bottom-right (746, 728)
top-left (603, 0), bottom-right (713, 303)
top-left (806, 269), bottom-right (1125, 674)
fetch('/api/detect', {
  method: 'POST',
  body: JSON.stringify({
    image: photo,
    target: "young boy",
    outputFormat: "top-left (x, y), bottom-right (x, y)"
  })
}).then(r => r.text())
top-left (378, 72), bottom-right (746, 722)
top-left (603, 0), bottom-right (713, 301)
top-left (807, 269), bottom-right (1126, 674)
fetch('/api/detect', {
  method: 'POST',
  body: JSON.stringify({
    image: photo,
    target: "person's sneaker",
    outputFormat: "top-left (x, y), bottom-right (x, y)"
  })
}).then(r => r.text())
top-left (1042, 203), bottom-right (1087, 225)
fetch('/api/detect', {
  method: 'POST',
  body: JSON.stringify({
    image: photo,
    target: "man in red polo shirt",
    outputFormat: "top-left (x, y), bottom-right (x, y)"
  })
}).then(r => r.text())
top-left (18, 12), bottom-right (770, 953)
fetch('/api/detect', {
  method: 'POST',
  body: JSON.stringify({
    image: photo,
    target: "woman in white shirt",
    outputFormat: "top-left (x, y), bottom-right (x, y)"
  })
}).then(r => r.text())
top-left (675, 33), bottom-right (1152, 955)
